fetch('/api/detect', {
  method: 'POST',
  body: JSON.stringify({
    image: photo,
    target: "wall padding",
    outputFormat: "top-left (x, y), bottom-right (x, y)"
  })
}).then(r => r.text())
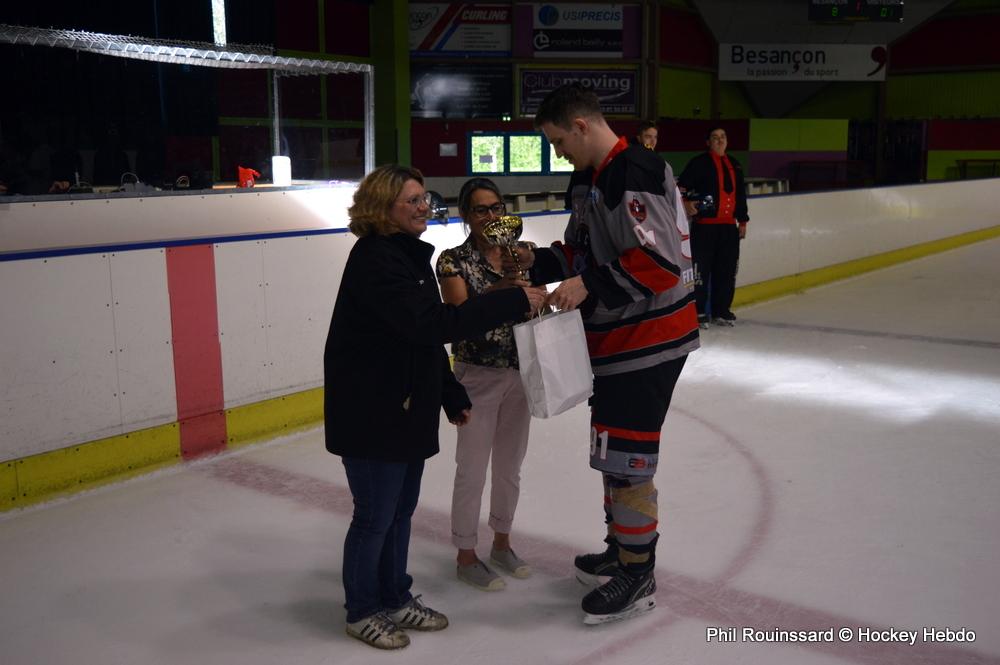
top-left (2, 180), bottom-right (999, 491)
top-left (2, 255), bottom-right (124, 458)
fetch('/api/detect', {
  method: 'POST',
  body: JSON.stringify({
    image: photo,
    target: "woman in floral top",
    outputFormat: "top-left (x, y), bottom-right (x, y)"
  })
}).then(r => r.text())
top-left (437, 177), bottom-right (538, 592)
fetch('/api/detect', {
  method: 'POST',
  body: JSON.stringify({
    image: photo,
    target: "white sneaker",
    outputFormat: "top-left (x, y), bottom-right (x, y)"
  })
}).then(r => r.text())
top-left (346, 611), bottom-right (409, 649)
top-left (388, 595), bottom-right (449, 631)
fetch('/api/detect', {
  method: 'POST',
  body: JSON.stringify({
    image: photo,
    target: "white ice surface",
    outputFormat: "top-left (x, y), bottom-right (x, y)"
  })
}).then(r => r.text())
top-left (2, 239), bottom-right (999, 665)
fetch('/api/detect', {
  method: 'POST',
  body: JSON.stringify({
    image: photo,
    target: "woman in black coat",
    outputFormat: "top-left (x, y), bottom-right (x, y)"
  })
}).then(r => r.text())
top-left (323, 164), bottom-right (545, 649)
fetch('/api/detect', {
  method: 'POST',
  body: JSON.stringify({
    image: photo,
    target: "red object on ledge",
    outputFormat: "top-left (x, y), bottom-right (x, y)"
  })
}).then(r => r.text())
top-left (237, 166), bottom-right (261, 188)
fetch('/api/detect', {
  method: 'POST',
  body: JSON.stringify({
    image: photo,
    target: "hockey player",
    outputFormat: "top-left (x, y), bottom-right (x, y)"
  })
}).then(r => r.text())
top-left (511, 84), bottom-right (700, 624)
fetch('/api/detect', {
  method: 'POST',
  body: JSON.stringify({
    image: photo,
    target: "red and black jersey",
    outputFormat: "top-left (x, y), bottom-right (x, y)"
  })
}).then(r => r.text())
top-left (532, 138), bottom-right (700, 376)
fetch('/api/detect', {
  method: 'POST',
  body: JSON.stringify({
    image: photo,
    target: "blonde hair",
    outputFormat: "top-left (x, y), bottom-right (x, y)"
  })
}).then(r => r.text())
top-left (348, 164), bottom-right (425, 237)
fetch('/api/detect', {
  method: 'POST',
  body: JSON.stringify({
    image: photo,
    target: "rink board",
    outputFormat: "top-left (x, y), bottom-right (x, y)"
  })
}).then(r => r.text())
top-left (1, 179), bottom-right (999, 508)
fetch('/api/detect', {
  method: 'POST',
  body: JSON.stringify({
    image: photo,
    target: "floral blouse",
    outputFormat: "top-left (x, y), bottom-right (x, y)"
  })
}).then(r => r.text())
top-left (436, 235), bottom-right (536, 369)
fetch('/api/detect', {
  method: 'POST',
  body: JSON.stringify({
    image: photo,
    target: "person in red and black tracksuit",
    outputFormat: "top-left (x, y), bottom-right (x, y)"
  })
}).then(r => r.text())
top-left (678, 126), bottom-right (749, 327)
top-left (510, 84), bottom-right (700, 625)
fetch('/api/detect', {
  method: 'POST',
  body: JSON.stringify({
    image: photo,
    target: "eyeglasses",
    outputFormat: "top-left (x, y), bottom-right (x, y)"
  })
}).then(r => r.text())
top-left (398, 192), bottom-right (433, 208)
top-left (470, 202), bottom-right (506, 216)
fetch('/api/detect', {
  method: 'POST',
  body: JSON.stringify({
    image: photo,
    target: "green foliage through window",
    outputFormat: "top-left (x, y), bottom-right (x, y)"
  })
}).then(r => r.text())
top-left (468, 132), bottom-right (568, 175)
top-left (550, 145), bottom-right (573, 172)
top-left (471, 136), bottom-right (505, 174)
top-left (510, 135), bottom-right (543, 172)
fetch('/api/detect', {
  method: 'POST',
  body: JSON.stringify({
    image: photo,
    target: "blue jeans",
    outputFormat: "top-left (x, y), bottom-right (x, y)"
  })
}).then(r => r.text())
top-left (341, 457), bottom-right (424, 623)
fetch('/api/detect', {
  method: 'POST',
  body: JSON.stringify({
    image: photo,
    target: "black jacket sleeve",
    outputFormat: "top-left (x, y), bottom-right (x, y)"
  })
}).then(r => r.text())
top-left (677, 152), bottom-right (711, 195)
top-left (357, 246), bottom-right (530, 347)
top-left (678, 152), bottom-right (749, 223)
top-left (440, 347), bottom-right (472, 419)
top-left (730, 155), bottom-right (750, 223)
top-left (529, 246), bottom-right (569, 285)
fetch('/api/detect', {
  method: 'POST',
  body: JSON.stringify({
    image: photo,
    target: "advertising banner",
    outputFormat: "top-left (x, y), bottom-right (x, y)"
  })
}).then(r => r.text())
top-left (719, 43), bottom-right (888, 81)
top-left (519, 67), bottom-right (637, 117)
top-left (409, 4), bottom-right (512, 56)
top-left (411, 63), bottom-right (513, 118)
top-left (532, 3), bottom-right (625, 57)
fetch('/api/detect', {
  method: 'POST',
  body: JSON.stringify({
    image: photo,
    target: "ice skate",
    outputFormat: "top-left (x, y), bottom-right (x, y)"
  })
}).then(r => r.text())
top-left (574, 539), bottom-right (619, 586)
top-left (581, 567), bottom-right (656, 625)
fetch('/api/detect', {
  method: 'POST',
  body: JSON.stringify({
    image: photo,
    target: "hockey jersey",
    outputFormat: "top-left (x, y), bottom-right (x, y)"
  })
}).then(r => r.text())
top-left (532, 137), bottom-right (700, 376)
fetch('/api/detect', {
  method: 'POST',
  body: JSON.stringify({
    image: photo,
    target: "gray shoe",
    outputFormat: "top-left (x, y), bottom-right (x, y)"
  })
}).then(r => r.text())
top-left (346, 611), bottom-right (410, 649)
top-left (490, 547), bottom-right (532, 579)
top-left (388, 595), bottom-right (448, 631)
top-left (457, 560), bottom-right (506, 591)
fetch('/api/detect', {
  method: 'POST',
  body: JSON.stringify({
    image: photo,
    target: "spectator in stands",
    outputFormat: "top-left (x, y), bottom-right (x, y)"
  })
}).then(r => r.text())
top-left (633, 120), bottom-right (659, 150)
top-left (323, 164), bottom-right (545, 650)
top-left (436, 177), bottom-right (537, 592)
top-left (678, 126), bottom-right (749, 327)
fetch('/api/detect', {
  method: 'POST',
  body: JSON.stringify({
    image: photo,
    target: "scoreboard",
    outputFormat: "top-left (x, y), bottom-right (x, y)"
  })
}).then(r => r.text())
top-left (809, 1), bottom-right (904, 23)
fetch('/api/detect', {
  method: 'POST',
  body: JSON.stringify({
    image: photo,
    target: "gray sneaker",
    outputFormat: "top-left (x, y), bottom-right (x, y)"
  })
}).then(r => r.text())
top-left (490, 547), bottom-right (532, 579)
top-left (388, 595), bottom-right (448, 631)
top-left (457, 560), bottom-right (506, 591)
top-left (346, 611), bottom-right (410, 649)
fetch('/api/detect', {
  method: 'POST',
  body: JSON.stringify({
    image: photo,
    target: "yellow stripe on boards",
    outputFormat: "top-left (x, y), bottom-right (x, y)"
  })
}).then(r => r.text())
top-left (0, 387), bottom-right (327, 512)
top-left (6, 423), bottom-right (181, 511)
top-left (1, 462), bottom-right (17, 509)
top-left (225, 387), bottom-right (324, 448)
top-left (734, 225), bottom-right (1000, 308)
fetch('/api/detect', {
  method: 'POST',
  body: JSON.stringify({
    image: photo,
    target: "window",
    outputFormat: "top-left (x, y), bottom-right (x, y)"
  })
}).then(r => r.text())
top-left (470, 135), bottom-right (505, 174)
top-left (468, 132), bottom-right (571, 175)
top-left (510, 135), bottom-right (543, 172)
top-left (549, 144), bottom-right (573, 172)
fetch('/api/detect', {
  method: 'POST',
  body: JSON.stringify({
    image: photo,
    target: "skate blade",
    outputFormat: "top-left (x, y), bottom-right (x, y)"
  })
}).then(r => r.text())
top-left (582, 596), bottom-right (656, 625)
top-left (575, 570), bottom-right (613, 587)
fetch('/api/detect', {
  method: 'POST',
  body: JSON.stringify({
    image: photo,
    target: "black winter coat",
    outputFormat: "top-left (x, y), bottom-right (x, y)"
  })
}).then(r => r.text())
top-left (323, 232), bottom-right (530, 462)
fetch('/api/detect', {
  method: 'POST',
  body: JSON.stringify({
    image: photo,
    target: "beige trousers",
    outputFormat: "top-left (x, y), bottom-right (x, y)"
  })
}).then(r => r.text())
top-left (450, 362), bottom-right (532, 550)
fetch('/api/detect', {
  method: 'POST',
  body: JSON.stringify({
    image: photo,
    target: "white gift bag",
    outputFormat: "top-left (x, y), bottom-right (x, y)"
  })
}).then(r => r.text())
top-left (513, 309), bottom-right (593, 418)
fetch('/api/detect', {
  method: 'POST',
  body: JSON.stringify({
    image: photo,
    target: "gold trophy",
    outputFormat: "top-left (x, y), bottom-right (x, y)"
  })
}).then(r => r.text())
top-left (482, 214), bottom-right (528, 280)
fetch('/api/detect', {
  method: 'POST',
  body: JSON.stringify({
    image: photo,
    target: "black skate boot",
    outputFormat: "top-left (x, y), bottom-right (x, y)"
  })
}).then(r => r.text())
top-left (581, 566), bottom-right (656, 625)
top-left (574, 538), bottom-right (619, 586)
